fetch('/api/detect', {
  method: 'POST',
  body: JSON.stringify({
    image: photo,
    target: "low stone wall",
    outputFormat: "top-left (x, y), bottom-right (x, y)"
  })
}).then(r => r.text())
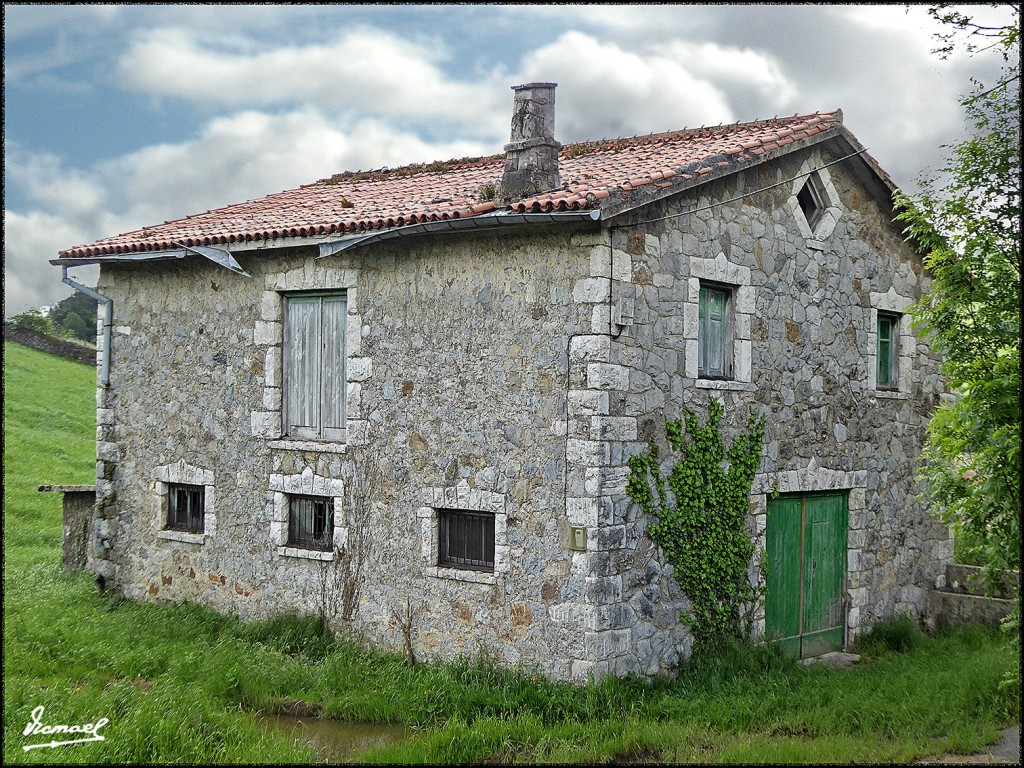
top-left (928, 563), bottom-right (1019, 629)
top-left (4, 326), bottom-right (97, 365)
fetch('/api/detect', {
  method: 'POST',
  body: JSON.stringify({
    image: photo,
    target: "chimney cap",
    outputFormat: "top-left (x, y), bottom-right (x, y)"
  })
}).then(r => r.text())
top-left (512, 82), bottom-right (558, 91)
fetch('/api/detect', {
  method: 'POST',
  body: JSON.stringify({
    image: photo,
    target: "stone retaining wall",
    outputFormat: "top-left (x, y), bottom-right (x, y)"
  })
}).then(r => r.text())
top-left (4, 326), bottom-right (97, 365)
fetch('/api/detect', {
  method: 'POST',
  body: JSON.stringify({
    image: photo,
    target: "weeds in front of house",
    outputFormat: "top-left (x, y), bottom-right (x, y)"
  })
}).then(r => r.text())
top-left (4, 341), bottom-right (1021, 764)
top-left (854, 614), bottom-right (924, 656)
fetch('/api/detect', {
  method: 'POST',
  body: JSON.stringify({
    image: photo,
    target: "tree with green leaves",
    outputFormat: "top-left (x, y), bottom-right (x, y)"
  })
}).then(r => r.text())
top-left (6, 308), bottom-right (58, 336)
top-left (61, 311), bottom-right (91, 342)
top-left (894, 6), bottom-right (1020, 600)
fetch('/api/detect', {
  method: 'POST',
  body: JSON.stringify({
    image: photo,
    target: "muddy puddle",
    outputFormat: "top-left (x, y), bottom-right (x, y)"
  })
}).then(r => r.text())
top-left (261, 712), bottom-right (411, 762)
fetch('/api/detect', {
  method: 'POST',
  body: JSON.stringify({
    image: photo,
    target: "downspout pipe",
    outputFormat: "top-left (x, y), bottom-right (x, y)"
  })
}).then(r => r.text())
top-left (62, 266), bottom-right (112, 387)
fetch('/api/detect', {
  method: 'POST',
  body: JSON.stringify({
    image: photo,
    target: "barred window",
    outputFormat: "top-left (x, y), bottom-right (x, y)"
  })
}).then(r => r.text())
top-left (288, 495), bottom-right (334, 551)
top-left (439, 509), bottom-right (495, 571)
top-left (167, 484), bottom-right (204, 533)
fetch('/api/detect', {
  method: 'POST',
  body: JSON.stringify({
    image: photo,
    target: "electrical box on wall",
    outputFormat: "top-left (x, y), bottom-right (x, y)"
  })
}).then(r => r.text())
top-left (568, 526), bottom-right (587, 551)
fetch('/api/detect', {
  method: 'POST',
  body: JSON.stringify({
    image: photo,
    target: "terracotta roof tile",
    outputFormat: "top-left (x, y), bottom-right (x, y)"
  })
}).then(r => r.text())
top-left (59, 111), bottom-right (845, 259)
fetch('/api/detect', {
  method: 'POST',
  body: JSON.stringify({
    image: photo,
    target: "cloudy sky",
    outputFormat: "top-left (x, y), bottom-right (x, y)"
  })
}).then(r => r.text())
top-left (2, 3), bottom-right (1013, 317)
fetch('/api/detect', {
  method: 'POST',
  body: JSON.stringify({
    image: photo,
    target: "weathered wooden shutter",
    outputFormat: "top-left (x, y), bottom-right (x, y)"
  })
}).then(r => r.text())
top-left (285, 296), bottom-right (323, 439)
top-left (699, 285), bottom-right (729, 378)
top-left (319, 295), bottom-right (347, 440)
top-left (285, 293), bottom-right (346, 440)
top-left (877, 314), bottom-right (894, 388)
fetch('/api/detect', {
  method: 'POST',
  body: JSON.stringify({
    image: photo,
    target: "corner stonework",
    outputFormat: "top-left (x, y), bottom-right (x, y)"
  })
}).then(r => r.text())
top-left (559, 237), bottom-right (640, 682)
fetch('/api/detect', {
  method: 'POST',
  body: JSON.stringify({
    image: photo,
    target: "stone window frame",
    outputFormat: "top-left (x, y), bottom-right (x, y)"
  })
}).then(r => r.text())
top-left (749, 459), bottom-right (868, 641)
top-left (867, 287), bottom-right (915, 399)
top-left (154, 460), bottom-right (216, 545)
top-left (250, 261), bottom-right (371, 452)
top-left (270, 467), bottom-right (347, 561)
top-left (684, 252), bottom-right (755, 391)
top-left (418, 484), bottom-right (508, 585)
top-left (786, 157), bottom-right (842, 245)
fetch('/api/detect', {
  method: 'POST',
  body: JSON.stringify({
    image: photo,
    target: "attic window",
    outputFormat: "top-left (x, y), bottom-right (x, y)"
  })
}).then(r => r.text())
top-left (796, 172), bottom-right (825, 230)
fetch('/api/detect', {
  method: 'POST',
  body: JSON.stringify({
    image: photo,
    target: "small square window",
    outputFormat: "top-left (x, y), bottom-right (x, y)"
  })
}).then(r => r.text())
top-left (877, 313), bottom-right (900, 389)
top-left (167, 484), bottom-right (204, 533)
top-left (796, 173), bottom-right (825, 230)
top-left (698, 283), bottom-right (733, 379)
top-left (439, 509), bottom-right (495, 571)
top-left (288, 495), bottom-right (334, 551)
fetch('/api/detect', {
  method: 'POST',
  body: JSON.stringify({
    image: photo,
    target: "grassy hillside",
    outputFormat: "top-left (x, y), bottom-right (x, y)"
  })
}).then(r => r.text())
top-left (3, 341), bottom-right (96, 561)
top-left (1, 340), bottom-right (1019, 764)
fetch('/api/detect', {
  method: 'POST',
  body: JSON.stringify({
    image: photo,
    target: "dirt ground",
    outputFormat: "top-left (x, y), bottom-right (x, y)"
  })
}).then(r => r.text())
top-left (914, 726), bottom-right (1021, 765)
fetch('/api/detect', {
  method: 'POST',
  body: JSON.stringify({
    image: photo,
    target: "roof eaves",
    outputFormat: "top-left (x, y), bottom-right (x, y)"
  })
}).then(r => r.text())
top-left (316, 209), bottom-right (602, 258)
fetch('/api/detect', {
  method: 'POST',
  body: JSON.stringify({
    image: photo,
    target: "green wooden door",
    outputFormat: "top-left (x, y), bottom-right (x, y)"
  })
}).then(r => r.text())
top-left (766, 493), bottom-right (848, 658)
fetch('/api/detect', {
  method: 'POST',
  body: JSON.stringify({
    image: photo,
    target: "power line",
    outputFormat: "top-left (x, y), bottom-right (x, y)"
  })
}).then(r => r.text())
top-left (610, 147), bottom-right (873, 229)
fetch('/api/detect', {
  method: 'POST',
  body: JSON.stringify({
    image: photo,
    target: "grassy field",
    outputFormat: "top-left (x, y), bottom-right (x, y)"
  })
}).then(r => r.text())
top-left (3, 340), bottom-right (1020, 764)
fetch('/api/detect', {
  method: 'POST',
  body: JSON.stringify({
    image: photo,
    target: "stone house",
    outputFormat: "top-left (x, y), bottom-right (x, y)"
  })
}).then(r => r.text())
top-left (55, 83), bottom-right (951, 681)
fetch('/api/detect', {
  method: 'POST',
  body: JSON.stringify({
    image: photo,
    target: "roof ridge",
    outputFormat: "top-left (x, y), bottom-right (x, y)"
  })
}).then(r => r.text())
top-left (559, 110), bottom-right (843, 152)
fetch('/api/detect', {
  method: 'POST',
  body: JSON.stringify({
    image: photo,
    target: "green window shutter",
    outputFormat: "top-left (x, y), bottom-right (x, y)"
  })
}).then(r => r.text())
top-left (877, 314), bottom-right (894, 388)
top-left (699, 285), bottom-right (729, 378)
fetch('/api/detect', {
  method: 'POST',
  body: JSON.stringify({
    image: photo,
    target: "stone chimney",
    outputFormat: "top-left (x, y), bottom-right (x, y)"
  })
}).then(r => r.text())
top-left (499, 83), bottom-right (561, 203)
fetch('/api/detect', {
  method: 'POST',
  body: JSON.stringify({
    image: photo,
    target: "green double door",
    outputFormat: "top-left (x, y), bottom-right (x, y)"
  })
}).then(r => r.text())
top-left (765, 493), bottom-right (848, 658)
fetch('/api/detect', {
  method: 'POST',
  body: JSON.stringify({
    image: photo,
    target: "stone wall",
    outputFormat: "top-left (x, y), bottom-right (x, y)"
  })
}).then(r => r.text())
top-left (94, 226), bottom-right (618, 679)
top-left (4, 325), bottom-right (97, 365)
top-left (564, 143), bottom-right (952, 676)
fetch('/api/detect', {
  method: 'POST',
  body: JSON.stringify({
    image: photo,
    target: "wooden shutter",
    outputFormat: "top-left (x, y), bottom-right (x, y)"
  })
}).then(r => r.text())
top-left (285, 293), bottom-right (347, 440)
top-left (699, 285), bottom-right (730, 378)
top-left (877, 314), bottom-right (894, 388)
top-left (320, 295), bottom-right (347, 440)
top-left (285, 296), bottom-right (323, 439)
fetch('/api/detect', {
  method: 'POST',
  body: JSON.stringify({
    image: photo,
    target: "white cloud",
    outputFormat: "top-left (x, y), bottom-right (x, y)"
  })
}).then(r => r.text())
top-left (4, 210), bottom-right (99, 317)
top-left (517, 31), bottom-right (738, 141)
top-left (98, 108), bottom-right (496, 227)
top-left (115, 26), bottom-right (507, 137)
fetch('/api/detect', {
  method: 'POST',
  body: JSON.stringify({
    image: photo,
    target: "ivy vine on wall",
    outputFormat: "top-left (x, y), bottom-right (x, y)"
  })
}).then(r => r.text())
top-left (626, 400), bottom-right (767, 655)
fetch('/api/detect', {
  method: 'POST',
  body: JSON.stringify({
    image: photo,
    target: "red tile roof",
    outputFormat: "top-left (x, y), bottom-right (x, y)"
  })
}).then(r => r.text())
top-left (58, 111), bottom-right (846, 260)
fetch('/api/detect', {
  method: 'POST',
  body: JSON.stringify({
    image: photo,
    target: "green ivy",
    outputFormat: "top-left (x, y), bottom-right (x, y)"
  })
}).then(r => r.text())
top-left (626, 400), bottom-right (766, 656)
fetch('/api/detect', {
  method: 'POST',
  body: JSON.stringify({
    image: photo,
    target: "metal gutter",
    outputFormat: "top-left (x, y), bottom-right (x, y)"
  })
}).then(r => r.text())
top-left (316, 209), bottom-right (602, 259)
top-left (50, 242), bottom-right (250, 276)
top-left (61, 266), bottom-right (113, 387)
top-left (50, 250), bottom-right (187, 267)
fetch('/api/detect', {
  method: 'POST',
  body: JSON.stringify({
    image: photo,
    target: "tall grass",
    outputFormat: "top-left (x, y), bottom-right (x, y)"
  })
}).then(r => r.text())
top-left (3, 340), bottom-right (1020, 764)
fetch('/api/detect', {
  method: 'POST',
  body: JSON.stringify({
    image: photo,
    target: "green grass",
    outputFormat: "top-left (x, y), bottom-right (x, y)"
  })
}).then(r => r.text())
top-left (3, 340), bottom-right (1020, 764)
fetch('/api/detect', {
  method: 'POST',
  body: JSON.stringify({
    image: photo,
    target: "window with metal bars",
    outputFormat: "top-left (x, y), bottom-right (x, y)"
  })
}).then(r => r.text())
top-left (167, 484), bottom-right (204, 533)
top-left (439, 509), bottom-right (495, 571)
top-left (876, 312), bottom-right (900, 389)
top-left (288, 495), bottom-right (334, 551)
top-left (698, 283), bottom-right (733, 379)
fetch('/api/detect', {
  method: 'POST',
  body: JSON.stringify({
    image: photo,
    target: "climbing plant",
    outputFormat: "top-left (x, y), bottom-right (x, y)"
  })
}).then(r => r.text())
top-left (626, 400), bottom-right (766, 655)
